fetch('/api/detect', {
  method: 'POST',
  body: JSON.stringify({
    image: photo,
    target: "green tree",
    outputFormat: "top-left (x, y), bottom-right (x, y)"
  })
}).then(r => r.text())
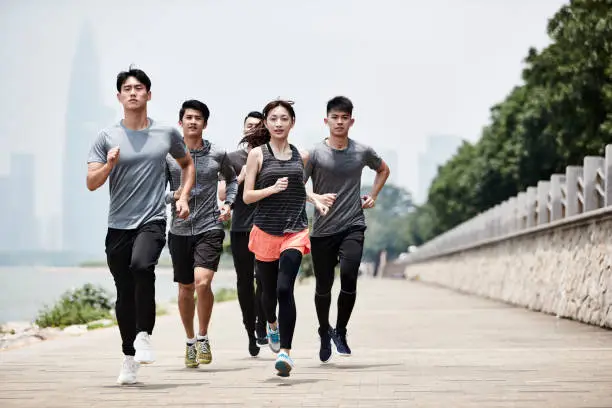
top-left (360, 183), bottom-right (415, 261)
top-left (424, 0), bottom-right (612, 238)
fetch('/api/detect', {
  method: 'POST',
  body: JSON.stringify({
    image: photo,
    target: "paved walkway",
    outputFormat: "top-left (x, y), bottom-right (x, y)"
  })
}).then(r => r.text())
top-left (1, 277), bottom-right (611, 407)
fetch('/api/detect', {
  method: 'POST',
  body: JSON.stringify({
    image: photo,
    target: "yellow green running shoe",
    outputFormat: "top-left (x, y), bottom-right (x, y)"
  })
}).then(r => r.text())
top-left (185, 343), bottom-right (199, 368)
top-left (197, 338), bottom-right (212, 364)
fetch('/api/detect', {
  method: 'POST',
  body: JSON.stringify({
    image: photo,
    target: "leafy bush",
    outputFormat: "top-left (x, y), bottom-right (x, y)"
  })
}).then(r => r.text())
top-left (35, 284), bottom-right (113, 328)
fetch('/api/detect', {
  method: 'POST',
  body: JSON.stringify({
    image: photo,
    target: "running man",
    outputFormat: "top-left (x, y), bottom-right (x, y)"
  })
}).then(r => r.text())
top-left (166, 99), bottom-right (238, 368)
top-left (219, 111), bottom-right (271, 357)
top-left (87, 67), bottom-right (195, 384)
top-left (304, 96), bottom-right (390, 362)
top-left (243, 99), bottom-right (327, 377)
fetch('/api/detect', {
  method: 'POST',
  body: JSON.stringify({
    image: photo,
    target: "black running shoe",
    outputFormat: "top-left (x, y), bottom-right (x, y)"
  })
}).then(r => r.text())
top-left (319, 327), bottom-right (332, 363)
top-left (330, 328), bottom-right (351, 356)
top-left (248, 335), bottom-right (260, 357)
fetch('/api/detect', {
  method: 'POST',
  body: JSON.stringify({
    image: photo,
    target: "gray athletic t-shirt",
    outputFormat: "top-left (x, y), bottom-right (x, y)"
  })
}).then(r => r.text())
top-left (166, 140), bottom-right (238, 236)
top-left (88, 118), bottom-right (188, 229)
top-left (304, 139), bottom-right (382, 237)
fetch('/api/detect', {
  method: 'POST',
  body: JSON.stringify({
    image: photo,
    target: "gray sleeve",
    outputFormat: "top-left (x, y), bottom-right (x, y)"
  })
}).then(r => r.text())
top-left (219, 152), bottom-right (238, 205)
top-left (168, 128), bottom-right (188, 159)
top-left (87, 131), bottom-right (108, 164)
top-left (303, 148), bottom-right (315, 182)
top-left (164, 156), bottom-right (177, 204)
top-left (364, 146), bottom-right (383, 170)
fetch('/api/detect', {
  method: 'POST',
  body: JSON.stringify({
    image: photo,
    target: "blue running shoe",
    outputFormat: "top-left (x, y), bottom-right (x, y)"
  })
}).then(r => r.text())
top-left (275, 352), bottom-right (294, 377)
top-left (267, 323), bottom-right (280, 353)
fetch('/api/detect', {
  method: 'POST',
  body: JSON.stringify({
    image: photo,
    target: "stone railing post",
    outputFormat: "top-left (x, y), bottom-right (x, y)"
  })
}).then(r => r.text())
top-left (549, 174), bottom-right (565, 221)
top-left (537, 181), bottom-right (550, 225)
top-left (526, 187), bottom-right (537, 227)
top-left (565, 166), bottom-right (583, 216)
top-left (583, 156), bottom-right (604, 212)
top-left (517, 192), bottom-right (527, 230)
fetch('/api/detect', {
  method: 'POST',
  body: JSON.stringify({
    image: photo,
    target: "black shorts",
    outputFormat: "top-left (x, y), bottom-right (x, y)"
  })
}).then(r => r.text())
top-left (168, 229), bottom-right (225, 284)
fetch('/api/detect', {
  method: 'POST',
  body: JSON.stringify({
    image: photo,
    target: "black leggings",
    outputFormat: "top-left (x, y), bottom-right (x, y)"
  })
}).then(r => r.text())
top-left (256, 249), bottom-right (302, 350)
top-left (105, 220), bottom-right (166, 356)
top-left (311, 227), bottom-right (365, 335)
top-left (230, 231), bottom-right (267, 338)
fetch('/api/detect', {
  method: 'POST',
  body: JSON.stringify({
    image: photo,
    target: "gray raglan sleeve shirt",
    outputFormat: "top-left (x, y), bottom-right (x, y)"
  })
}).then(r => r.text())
top-left (219, 152), bottom-right (238, 205)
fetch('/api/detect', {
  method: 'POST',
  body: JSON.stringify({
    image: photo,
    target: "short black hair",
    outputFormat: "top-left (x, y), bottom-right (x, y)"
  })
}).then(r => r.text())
top-left (116, 66), bottom-right (151, 92)
top-left (244, 111), bottom-right (263, 123)
top-left (179, 99), bottom-right (210, 123)
top-left (326, 96), bottom-right (353, 115)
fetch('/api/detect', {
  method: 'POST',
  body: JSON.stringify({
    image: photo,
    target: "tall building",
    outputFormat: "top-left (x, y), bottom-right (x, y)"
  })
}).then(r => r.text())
top-left (416, 134), bottom-right (463, 204)
top-left (62, 23), bottom-right (114, 256)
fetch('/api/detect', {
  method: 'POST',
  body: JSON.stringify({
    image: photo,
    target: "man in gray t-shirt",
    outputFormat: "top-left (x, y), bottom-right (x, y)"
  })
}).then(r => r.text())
top-left (164, 99), bottom-right (238, 368)
top-left (86, 68), bottom-right (195, 385)
top-left (304, 96), bottom-right (390, 363)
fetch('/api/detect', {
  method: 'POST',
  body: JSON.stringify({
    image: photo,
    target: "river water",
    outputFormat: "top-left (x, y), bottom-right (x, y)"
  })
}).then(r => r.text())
top-left (0, 266), bottom-right (237, 324)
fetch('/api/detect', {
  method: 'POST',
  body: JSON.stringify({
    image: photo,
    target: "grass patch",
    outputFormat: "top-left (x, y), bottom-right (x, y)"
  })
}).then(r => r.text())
top-left (86, 321), bottom-right (111, 331)
top-left (215, 288), bottom-right (237, 303)
top-left (35, 284), bottom-right (113, 329)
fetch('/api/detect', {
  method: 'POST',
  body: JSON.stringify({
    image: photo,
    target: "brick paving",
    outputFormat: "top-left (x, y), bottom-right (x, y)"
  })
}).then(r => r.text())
top-left (1, 277), bottom-right (612, 407)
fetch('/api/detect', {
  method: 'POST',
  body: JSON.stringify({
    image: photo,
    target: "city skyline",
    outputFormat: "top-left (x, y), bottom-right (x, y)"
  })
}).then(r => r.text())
top-left (0, 1), bottom-right (568, 253)
top-left (62, 23), bottom-right (114, 256)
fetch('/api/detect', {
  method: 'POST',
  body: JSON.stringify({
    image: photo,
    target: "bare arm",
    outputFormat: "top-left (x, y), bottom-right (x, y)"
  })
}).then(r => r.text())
top-left (370, 160), bottom-right (390, 199)
top-left (299, 149), bottom-right (318, 204)
top-left (86, 145), bottom-right (119, 191)
top-left (243, 147), bottom-right (286, 204)
top-left (362, 160), bottom-right (390, 209)
top-left (301, 149), bottom-right (329, 215)
top-left (87, 162), bottom-right (112, 191)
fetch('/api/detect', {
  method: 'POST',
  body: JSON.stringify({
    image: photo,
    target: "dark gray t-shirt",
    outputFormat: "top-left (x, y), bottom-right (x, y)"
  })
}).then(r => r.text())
top-left (166, 140), bottom-right (237, 236)
top-left (88, 118), bottom-right (188, 229)
top-left (226, 148), bottom-right (255, 232)
top-left (304, 139), bottom-right (382, 237)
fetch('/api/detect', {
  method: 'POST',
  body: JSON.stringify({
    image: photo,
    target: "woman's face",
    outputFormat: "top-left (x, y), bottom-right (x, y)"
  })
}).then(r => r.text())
top-left (265, 105), bottom-right (294, 141)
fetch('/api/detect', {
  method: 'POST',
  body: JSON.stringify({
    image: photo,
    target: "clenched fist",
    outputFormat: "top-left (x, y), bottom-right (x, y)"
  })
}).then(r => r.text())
top-left (107, 147), bottom-right (120, 168)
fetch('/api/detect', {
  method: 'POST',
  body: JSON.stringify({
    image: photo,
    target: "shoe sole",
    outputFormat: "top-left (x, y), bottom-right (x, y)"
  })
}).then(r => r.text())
top-left (198, 358), bottom-right (212, 365)
top-left (116, 379), bottom-right (137, 385)
top-left (134, 351), bottom-right (155, 364)
top-left (134, 359), bottom-right (155, 364)
top-left (275, 360), bottom-right (292, 377)
top-left (268, 343), bottom-right (280, 354)
top-left (332, 347), bottom-right (351, 357)
top-left (320, 355), bottom-right (332, 363)
top-left (185, 362), bottom-right (200, 368)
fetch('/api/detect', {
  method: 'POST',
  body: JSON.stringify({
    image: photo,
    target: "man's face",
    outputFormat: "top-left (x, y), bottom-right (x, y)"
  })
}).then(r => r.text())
top-left (324, 109), bottom-right (354, 137)
top-left (243, 117), bottom-right (261, 135)
top-left (180, 108), bottom-right (206, 138)
top-left (117, 76), bottom-right (150, 111)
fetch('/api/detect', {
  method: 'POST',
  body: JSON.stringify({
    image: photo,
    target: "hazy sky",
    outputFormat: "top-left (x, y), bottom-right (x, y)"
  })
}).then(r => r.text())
top-left (0, 0), bottom-right (567, 219)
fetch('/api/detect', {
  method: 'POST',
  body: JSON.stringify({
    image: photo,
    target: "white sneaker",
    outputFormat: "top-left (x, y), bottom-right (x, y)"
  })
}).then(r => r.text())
top-left (266, 323), bottom-right (281, 354)
top-left (116, 356), bottom-right (139, 385)
top-left (133, 332), bottom-right (155, 364)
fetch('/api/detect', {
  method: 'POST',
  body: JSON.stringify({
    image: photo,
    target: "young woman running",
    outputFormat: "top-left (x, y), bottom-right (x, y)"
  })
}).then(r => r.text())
top-left (243, 100), bottom-right (326, 377)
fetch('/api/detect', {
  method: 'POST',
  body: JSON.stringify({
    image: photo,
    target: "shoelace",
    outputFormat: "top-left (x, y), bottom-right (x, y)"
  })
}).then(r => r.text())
top-left (187, 344), bottom-right (197, 359)
top-left (198, 340), bottom-right (210, 353)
